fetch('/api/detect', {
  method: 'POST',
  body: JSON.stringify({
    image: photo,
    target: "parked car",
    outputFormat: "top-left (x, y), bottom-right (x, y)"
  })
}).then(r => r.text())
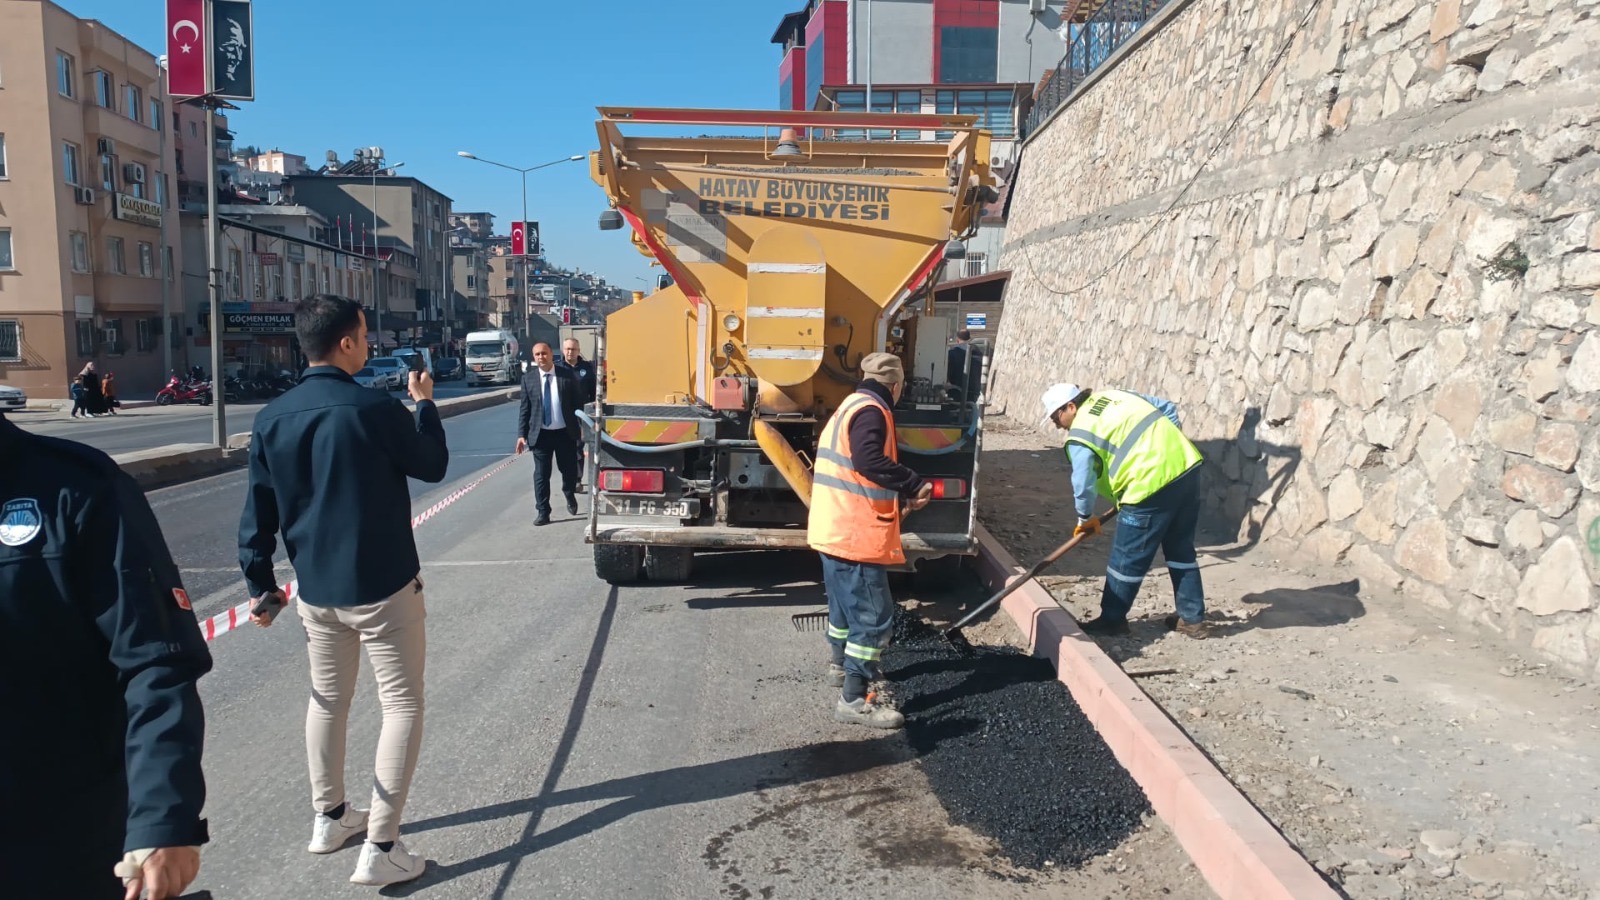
top-left (352, 367), bottom-right (389, 389)
top-left (434, 357), bottom-right (462, 381)
top-left (365, 356), bottom-right (407, 390)
top-left (0, 384), bottom-right (26, 410)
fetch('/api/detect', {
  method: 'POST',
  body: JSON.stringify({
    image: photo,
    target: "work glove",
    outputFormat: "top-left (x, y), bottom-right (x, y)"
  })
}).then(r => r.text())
top-left (1073, 516), bottom-right (1102, 538)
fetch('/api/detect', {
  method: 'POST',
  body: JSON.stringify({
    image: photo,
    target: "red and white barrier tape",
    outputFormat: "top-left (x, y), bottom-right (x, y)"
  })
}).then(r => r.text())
top-left (198, 453), bottom-right (523, 642)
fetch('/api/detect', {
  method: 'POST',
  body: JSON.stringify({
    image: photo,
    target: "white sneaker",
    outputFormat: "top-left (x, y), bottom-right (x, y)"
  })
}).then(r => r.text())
top-left (307, 806), bottom-right (369, 854)
top-left (350, 839), bottom-right (426, 886)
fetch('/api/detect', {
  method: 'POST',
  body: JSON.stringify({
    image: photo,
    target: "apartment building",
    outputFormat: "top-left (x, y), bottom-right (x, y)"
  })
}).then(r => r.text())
top-left (177, 204), bottom-right (379, 375)
top-left (449, 213), bottom-right (493, 336)
top-left (0, 0), bottom-right (183, 398)
top-left (285, 162), bottom-right (453, 350)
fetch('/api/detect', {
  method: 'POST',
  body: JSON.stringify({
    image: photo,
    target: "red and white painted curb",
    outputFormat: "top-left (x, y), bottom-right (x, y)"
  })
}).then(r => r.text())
top-left (197, 453), bottom-right (523, 642)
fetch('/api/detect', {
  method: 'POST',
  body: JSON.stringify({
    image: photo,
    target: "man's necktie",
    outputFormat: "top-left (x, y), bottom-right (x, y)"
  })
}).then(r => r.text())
top-left (542, 373), bottom-right (555, 428)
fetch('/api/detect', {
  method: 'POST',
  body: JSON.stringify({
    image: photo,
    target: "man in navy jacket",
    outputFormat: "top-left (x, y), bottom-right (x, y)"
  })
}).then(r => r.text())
top-left (239, 294), bottom-right (447, 887)
top-left (0, 412), bottom-right (211, 899)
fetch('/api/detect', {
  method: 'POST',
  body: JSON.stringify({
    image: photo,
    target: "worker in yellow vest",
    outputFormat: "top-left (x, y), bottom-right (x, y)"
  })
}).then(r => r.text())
top-left (809, 353), bottom-right (933, 729)
top-left (1040, 383), bottom-right (1209, 639)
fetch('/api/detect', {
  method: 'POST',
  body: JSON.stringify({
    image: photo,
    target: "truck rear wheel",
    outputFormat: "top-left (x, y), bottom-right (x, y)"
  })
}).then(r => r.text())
top-left (594, 544), bottom-right (642, 584)
top-left (643, 546), bottom-right (694, 582)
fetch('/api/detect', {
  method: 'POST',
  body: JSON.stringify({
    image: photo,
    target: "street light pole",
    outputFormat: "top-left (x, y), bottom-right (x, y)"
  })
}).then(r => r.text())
top-left (454, 152), bottom-right (584, 342)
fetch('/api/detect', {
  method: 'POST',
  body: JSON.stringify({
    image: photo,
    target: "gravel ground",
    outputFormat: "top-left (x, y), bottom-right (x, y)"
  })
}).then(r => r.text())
top-left (979, 417), bottom-right (1600, 900)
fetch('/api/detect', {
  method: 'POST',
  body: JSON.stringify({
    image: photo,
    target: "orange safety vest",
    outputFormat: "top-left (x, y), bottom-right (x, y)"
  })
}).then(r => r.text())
top-left (807, 390), bottom-right (905, 566)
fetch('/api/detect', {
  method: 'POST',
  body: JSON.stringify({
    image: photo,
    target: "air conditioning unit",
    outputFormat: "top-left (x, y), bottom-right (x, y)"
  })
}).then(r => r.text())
top-left (97, 137), bottom-right (116, 156)
top-left (74, 186), bottom-right (97, 205)
top-left (1029, 0), bottom-right (1047, 11)
top-left (123, 164), bottom-right (145, 184)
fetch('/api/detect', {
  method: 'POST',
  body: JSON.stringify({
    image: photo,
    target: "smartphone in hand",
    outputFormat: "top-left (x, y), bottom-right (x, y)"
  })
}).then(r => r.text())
top-left (402, 354), bottom-right (426, 374)
top-left (251, 590), bottom-right (288, 626)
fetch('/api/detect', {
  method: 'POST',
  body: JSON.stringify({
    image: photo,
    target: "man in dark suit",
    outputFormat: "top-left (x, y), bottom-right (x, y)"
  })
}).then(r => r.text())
top-left (516, 342), bottom-right (582, 526)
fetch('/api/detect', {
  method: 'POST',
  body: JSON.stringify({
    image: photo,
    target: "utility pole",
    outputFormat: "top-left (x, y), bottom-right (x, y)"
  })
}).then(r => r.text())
top-left (205, 102), bottom-right (226, 446)
top-left (157, 62), bottom-right (174, 380)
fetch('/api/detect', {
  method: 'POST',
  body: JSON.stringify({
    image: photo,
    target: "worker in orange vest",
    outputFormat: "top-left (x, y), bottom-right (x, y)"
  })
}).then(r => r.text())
top-left (808, 352), bottom-right (933, 729)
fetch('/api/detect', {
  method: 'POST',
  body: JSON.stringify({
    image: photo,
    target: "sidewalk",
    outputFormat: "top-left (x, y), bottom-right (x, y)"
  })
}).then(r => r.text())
top-left (977, 417), bottom-right (1600, 900)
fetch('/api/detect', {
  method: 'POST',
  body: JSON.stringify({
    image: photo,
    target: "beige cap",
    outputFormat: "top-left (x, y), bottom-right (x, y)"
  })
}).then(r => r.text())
top-left (860, 352), bottom-right (905, 384)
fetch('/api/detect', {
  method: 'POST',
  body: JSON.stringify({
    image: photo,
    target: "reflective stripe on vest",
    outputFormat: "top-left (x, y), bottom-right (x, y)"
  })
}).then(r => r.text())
top-left (1066, 391), bottom-right (1202, 506)
top-left (807, 391), bottom-right (906, 566)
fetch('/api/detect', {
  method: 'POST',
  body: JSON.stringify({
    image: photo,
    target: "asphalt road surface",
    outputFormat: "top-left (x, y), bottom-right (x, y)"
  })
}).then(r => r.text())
top-left (136, 402), bottom-right (1104, 899)
top-left (12, 381), bottom-right (496, 457)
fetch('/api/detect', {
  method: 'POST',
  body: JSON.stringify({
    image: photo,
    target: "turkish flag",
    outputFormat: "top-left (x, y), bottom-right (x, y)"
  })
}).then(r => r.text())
top-left (167, 0), bottom-right (208, 97)
top-left (511, 221), bottom-right (526, 257)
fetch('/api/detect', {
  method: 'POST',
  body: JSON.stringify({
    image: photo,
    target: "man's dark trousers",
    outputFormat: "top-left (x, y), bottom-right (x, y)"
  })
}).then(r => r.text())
top-left (532, 426), bottom-right (578, 517)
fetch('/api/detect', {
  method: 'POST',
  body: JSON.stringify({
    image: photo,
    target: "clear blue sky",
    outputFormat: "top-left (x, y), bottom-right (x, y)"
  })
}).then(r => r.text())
top-left (66, 0), bottom-right (791, 287)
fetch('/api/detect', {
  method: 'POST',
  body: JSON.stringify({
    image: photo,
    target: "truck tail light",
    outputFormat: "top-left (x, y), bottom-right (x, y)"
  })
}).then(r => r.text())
top-left (929, 478), bottom-right (967, 500)
top-left (600, 468), bottom-right (665, 493)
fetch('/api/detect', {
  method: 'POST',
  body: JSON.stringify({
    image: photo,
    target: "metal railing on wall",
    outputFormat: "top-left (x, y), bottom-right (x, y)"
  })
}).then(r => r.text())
top-left (1024, 0), bottom-right (1172, 138)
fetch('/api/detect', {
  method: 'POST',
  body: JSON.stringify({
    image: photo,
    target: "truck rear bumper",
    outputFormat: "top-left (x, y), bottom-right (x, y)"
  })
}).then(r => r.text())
top-left (589, 523), bottom-right (975, 556)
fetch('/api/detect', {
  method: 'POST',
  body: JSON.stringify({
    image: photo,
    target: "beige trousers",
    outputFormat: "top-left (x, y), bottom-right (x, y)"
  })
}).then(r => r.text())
top-left (297, 577), bottom-right (427, 843)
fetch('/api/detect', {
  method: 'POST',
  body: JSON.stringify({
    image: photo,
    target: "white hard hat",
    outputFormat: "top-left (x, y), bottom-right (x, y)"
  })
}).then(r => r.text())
top-left (1040, 383), bottom-right (1083, 427)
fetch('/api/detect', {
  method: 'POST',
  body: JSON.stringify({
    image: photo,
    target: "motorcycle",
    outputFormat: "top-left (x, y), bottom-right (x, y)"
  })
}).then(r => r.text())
top-left (156, 374), bottom-right (213, 406)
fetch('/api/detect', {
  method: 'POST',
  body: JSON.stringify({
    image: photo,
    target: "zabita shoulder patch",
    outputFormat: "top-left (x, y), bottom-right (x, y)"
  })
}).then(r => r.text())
top-left (0, 499), bottom-right (43, 548)
top-left (173, 588), bottom-right (193, 611)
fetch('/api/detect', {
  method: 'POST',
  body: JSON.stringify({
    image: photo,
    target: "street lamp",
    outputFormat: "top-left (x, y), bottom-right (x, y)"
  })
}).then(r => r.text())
top-left (455, 151), bottom-right (585, 339)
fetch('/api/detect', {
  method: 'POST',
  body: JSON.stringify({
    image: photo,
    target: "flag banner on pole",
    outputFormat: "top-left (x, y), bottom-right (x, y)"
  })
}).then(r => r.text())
top-left (166, 0), bottom-right (207, 97)
top-left (210, 0), bottom-right (255, 101)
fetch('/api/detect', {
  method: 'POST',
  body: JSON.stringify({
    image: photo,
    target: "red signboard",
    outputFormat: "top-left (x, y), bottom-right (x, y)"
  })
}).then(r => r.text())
top-left (166, 0), bottom-right (208, 98)
top-left (510, 221), bottom-right (526, 256)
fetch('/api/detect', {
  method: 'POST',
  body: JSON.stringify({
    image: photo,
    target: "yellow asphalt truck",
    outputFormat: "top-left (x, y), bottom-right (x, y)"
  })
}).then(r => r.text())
top-left (582, 107), bottom-right (998, 583)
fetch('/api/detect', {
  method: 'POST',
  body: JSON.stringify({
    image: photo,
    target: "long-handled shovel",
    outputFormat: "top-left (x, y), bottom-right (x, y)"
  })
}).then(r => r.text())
top-left (942, 511), bottom-right (1108, 655)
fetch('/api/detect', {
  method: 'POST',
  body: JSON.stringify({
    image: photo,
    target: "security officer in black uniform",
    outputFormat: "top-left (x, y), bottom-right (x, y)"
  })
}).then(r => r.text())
top-left (0, 412), bottom-right (212, 899)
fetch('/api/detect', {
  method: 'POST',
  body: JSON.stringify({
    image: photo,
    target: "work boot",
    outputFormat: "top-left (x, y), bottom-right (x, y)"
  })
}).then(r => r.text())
top-left (1164, 614), bottom-right (1209, 639)
top-left (834, 697), bottom-right (905, 730)
top-left (1079, 616), bottom-right (1130, 637)
top-left (825, 662), bottom-right (846, 687)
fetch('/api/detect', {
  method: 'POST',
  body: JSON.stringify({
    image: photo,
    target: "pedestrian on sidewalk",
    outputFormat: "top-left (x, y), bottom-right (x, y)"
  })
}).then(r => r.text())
top-left (80, 362), bottom-right (106, 417)
top-left (0, 411), bottom-right (212, 899)
top-left (239, 294), bottom-right (448, 887)
top-left (808, 352), bottom-right (932, 730)
top-left (69, 379), bottom-right (87, 417)
top-left (102, 371), bottom-right (120, 415)
top-left (1040, 383), bottom-right (1209, 639)
top-left (515, 342), bottom-right (582, 525)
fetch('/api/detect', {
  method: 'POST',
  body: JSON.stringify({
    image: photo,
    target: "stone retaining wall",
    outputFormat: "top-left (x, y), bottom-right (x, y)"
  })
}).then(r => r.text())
top-left (993, 0), bottom-right (1600, 674)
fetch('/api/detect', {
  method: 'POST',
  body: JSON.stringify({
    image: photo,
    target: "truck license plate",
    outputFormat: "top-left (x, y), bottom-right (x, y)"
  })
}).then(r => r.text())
top-left (600, 496), bottom-right (699, 518)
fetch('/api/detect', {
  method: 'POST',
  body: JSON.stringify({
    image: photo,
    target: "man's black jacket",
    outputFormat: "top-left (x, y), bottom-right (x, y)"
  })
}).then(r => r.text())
top-left (0, 414), bottom-right (211, 897)
top-left (518, 366), bottom-right (583, 444)
top-left (557, 357), bottom-right (597, 404)
top-left (239, 366), bottom-right (449, 607)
